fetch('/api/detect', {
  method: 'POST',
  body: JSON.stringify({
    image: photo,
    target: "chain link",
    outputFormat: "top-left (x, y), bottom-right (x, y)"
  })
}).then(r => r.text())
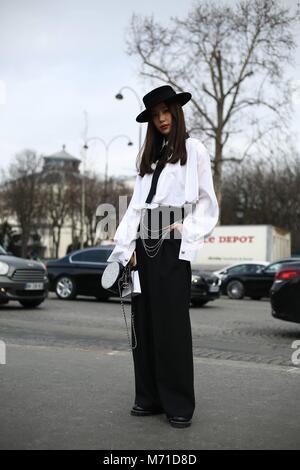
top-left (140, 231), bottom-right (171, 258)
top-left (140, 207), bottom-right (175, 233)
top-left (139, 207), bottom-right (182, 258)
top-left (117, 265), bottom-right (137, 350)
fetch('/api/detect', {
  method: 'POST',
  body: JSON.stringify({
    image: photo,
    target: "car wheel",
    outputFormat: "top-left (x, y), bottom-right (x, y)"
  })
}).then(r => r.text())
top-left (55, 276), bottom-right (77, 300)
top-left (19, 299), bottom-right (44, 308)
top-left (226, 280), bottom-right (245, 299)
top-left (0, 299), bottom-right (9, 305)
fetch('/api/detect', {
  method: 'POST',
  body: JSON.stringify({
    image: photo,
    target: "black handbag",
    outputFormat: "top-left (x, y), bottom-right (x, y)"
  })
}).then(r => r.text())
top-left (101, 258), bottom-right (141, 298)
top-left (101, 261), bottom-right (131, 297)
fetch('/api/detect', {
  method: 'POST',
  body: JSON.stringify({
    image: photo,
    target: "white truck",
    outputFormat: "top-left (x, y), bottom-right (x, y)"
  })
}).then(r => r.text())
top-left (192, 224), bottom-right (291, 270)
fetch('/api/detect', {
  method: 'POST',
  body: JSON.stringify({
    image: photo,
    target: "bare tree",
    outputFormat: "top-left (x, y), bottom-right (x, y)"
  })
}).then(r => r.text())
top-left (85, 174), bottom-right (125, 246)
top-left (82, 172), bottom-right (103, 246)
top-left (4, 149), bottom-right (45, 257)
top-left (221, 145), bottom-right (300, 253)
top-left (126, 0), bottom-right (300, 218)
top-left (64, 173), bottom-right (81, 247)
top-left (44, 182), bottom-right (70, 259)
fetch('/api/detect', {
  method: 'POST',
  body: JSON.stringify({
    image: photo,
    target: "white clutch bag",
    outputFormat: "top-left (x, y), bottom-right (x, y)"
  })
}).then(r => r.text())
top-left (131, 270), bottom-right (141, 296)
top-left (118, 269), bottom-right (142, 298)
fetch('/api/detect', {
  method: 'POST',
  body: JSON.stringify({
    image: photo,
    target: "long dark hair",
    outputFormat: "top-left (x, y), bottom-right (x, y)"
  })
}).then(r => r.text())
top-left (137, 100), bottom-right (188, 177)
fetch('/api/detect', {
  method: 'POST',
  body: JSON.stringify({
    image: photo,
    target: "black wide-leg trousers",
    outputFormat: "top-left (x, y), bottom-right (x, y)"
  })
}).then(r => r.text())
top-left (131, 206), bottom-right (195, 419)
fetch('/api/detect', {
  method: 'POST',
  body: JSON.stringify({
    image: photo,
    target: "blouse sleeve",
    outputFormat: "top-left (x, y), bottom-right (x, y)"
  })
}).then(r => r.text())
top-left (106, 174), bottom-right (142, 267)
top-left (179, 141), bottom-right (219, 262)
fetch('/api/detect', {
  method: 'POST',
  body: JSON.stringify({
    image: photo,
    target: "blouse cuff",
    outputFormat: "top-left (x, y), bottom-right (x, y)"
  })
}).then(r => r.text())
top-left (178, 239), bottom-right (205, 263)
top-left (106, 240), bottom-right (136, 267)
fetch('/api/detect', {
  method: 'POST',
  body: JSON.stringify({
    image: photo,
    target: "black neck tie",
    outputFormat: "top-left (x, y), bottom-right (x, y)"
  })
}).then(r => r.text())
top-left (145, 144), bottom-right (168, 203)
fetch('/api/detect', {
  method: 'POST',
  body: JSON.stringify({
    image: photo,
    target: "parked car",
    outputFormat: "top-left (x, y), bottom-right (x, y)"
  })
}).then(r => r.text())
top-left (46, 246), bottom-right (114, 301)
top-left (190, 269), bottom-right (221, 307)
top-left (0, 245), bottom-right (48, 308)
top-left (213, 261), bottom-right (269, 282)
top-left (47, 246), bottom-right (220, 306)
top-left (270, 261), bottom-right (300, 323)
top-left (219, 257), bottom-right (300, 300)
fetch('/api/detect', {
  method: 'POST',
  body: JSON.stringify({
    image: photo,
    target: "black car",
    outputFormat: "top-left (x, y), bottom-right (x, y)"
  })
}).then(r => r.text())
top-left (220, 257), bottom-right (300, 300)
top-left (270, 261), bottom-right (300, 323)
top-left (214, 262), bottom-right (269, 282)
top-left (0, 245), bottom-right (48, 308)
top-left (47, 246), bottom-right (220, 306)
top-left (190, 269), bottom-right (220, 307)
top-left (46, 246), bottom-right (114, 301)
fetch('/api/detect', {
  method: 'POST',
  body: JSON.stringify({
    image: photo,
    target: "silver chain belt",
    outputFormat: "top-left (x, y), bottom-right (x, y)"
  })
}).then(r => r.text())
top-left (139, 207), bottom-right (183, 258)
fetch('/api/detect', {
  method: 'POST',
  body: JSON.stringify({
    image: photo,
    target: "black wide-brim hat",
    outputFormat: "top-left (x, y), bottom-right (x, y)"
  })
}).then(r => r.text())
top-left (136, 85), bottom-right (192, 123)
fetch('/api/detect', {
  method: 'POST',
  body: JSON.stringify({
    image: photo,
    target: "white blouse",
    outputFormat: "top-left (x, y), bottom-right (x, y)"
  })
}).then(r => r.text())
top-left (107, 137), bottom-right (219, 266)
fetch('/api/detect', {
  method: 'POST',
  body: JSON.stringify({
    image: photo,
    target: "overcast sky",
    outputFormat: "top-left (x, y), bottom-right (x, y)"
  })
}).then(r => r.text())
top-left (0, 0), bottom-right (299, 179)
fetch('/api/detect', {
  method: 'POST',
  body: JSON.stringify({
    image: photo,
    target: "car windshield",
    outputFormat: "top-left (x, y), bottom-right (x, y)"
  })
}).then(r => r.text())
top-left (0, 245), bottom-right (7, 255)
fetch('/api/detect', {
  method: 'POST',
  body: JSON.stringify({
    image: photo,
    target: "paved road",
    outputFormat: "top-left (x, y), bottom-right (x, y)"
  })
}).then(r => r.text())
top-left (1, 293), bottom-right (300, 449)
top-left (0, 293), bottom-right (299, 366)
top-left (1, 344), bottom-right (300, 450)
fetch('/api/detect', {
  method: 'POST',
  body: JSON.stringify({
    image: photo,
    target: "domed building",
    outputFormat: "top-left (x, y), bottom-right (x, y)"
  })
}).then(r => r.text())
top-left (1, 145), bottom-right (83, 259)
top-left (40, 145), bottom-right (82, 258)
top-left (43, 144), bottom-right (81, 173)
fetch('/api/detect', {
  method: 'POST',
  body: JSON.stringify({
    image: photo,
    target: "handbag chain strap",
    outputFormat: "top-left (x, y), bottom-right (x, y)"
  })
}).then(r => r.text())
top-left (117, 264), bottom-right (137, 350)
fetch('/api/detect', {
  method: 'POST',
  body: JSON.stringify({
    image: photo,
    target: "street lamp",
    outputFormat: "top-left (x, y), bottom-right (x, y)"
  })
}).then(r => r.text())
top-left (79, 143), bottom-right (88, 249)
top-left (83, 134), bottom-right (133, 201)
top-left (115, 86), bottom-right (143, 152)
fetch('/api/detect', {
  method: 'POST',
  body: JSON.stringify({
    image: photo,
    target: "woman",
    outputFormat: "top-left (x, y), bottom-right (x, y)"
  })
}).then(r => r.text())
top-left (107, 85), bottom-right (219, 428)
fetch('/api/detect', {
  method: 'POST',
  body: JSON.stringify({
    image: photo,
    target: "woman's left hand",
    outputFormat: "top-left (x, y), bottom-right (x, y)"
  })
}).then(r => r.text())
top-left (169, 222), bottom-right (183, 234)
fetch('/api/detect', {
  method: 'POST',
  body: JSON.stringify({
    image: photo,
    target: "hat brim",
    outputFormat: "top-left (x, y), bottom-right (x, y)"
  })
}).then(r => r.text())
top-left (136, 92), bottom-right (192, 123)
